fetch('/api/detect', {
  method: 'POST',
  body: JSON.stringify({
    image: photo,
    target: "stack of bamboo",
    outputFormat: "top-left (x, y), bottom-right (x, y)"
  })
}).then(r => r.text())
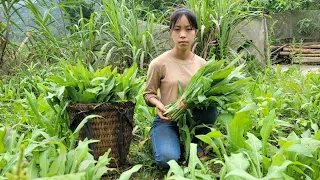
top-left (271, 42), bottom-right (320, 64)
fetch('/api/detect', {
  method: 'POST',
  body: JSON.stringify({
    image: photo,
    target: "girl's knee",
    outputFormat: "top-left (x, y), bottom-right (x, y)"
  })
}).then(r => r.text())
top-left (155, 151), bottom-right (180, 168)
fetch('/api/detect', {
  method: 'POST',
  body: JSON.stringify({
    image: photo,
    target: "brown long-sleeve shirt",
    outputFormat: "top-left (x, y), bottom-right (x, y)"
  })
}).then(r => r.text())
top-left (144, 51), bottom-right (206, 106)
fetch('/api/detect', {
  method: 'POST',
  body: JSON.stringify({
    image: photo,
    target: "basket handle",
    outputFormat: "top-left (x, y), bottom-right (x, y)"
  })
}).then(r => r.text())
top-left (115, 106), bottom-right (134, 165)
top-left (115, 107), bottom-right (134, 129)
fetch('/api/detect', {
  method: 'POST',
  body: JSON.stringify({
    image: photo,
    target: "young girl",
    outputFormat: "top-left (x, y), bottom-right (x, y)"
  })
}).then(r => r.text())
top-left (143, 7), bottom-right (217, 168)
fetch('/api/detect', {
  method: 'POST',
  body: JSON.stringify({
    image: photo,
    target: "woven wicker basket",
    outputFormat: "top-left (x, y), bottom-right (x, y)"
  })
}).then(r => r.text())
top-left (67, 102), bottom-right (135, 167)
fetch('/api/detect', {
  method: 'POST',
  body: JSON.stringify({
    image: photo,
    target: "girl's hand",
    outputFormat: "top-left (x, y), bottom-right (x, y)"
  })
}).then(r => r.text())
top-left (155, 102), bottom-right (171, 121)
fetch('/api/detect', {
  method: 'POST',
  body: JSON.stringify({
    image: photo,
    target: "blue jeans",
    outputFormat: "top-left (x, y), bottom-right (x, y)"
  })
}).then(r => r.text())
top-left (150, 106), bottom-right (218, 168)
top-left (150, 116), bottom-right (180, 168)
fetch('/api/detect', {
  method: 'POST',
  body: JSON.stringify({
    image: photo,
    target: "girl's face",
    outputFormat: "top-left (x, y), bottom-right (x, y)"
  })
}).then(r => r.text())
top-left (170, 15), bottom-right (197, 51)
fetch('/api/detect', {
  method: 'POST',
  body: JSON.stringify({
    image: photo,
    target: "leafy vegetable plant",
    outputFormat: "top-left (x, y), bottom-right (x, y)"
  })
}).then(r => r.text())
top-left (44, 62), bottom-right (143, 104)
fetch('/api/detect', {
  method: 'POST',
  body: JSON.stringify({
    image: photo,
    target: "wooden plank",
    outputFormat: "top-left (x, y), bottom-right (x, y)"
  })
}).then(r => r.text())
top-left (283, 48), bottom-right (320, 54)
top-left (301, 44), bottom-right (320, 49)
top-left (295, 54), bottom-right (320, 57)
top-left (292, 57), bottom-right (320, 64)
top-left (271, 44), bottom-right (320, 50)
top-left (279, 51), bottom-right (292, 56)
top-left (279, 52), bottom-right (320, 57)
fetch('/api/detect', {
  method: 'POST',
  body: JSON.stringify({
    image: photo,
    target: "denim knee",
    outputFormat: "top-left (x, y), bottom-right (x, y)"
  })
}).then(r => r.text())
top-left (151, 116), bottom-right (180, 168)
top-left (155, 150), bottom-right (180, 168)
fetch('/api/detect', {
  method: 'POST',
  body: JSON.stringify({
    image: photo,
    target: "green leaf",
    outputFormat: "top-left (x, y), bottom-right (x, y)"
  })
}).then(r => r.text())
top-left (167, 176), bottom-right (190, 180)
top-left (260, 109), bottom-right (276, 156)
top-left (93, 166), bottom-right (109, 180)
top-left (116, 91), bottom-right (126, 101)
top-left (196, 135), bottom-right (222, 160)
top-left (137, 106), bottom-right (153, 121)
top-left (271, 149), bottom-right (286, 166)
top-left (69, 115), bottom-right (101, 149)
top-left (225, 52), bottom-right (244, 69)
top-left (84, 163), bottom-right (95, 180)
top-left (225, 169), bottom-right (259, 180)
top-left (188, 143), bottom-right (205, 179)
top-left (226, 153), bottom-right (250, 171)
top-left (195, 171), bottom-right (215, 179)
top-left (311, 123), bottom-right (318, 134)
top-left (81, 91), bottom-right (97, 103)
top-left (286, 131), bottom-right (300, 142)
top-left (102, 76), bottom-right (115, 95)
top-left (85, 87), bottom-right (102, 94)
top-left (118, 164), bottom-right (142, 180)
top-left (208, 77), bottom-right (251, 95)
top-left (27, 158), bottom-right (38, 179)
top-left (285, 144), bottom-right (313, 157)
top-left (25, 90), bottom-right (53, 134)
top-left (74, 140), bottom-right (99, 172)
top-left (65, 149), bottom-right (77, 174)
top-left (210, 66), bottom-right (234, 81)
top-left (167, 160), bottom-right (185, 177)
top-left (55, 86), bottom-right (66, 100)
top-left (315, 130), bottom-right (320, 141)
top-left (39, 149), bottom-right (51, 177)
top-left (264, 160), bottom-right (292, 179)
top-left (218, 113), bottom-right (233, 127)
top-left (179, 120), bottom-right (192, 159)
top-left (0, 126), bottom-right (5, 154)
top-left (34, 172), bottom-right (85, 180)
top-left (301, 138), bottom-right (320, 152)
top-left (93, 150), bottom-right (113, 179)
top-left (229, 111), bottom-right (251, 151)
top-left (282, 173), bottom-right (295, 180)
top-left (245, 132), bottom-right (263, 177)
top-left (48, 75), bottom-right (66, 85)
top-left (197, 94), bottom-right (206, 103)
top-left (47, 142), bottom-right (67, 176)
top-left (239, 103), bottom-right (260, 112)
top-left (78, 160), bottom-right (95, 172)
top-left (206, 129), bottom-right (224, 139)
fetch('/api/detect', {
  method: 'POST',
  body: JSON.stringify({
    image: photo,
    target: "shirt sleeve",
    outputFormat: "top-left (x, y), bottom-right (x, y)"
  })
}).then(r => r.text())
top-left (143, 61), bottom-right (162, 107)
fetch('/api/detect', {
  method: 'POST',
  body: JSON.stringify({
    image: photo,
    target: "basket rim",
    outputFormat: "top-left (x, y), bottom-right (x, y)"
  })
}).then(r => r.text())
top-left (68, 101), bottom-right (135, 106)
top-left (67, 101), bottom-right (135, 110)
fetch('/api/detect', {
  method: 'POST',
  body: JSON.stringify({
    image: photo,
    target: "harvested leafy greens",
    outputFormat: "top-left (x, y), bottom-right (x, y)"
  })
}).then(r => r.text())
top-left (164, 53), bottom-right (252, 121)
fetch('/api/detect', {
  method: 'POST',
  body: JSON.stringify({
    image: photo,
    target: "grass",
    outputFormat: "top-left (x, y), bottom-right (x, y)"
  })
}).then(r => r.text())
top-left (1, 0), bottom-right (320, 179)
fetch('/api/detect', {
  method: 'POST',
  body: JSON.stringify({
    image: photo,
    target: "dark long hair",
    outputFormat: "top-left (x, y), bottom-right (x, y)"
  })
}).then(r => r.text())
top-left (169, 8), bottom-right (198, 30)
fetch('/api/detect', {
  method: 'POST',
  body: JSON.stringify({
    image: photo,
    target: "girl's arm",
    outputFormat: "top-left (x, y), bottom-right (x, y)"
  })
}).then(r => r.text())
top-left (143, 60), bottom-right (171, 121)
top-left (148, 97), bottom-right (170, 121)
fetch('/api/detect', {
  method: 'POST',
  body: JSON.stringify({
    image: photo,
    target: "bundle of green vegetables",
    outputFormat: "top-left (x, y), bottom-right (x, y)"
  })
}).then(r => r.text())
top-left (41, 61), bottom-right (144, 105)
top-left (163, 54), bottom-right (252, 120)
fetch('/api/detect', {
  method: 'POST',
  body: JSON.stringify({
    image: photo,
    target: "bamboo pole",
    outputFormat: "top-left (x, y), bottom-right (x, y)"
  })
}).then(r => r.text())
top-left (279, 51), bottom-right (320, 57)
top-left (283, 48), bottom-right (320, 54)
top-left (292, 57), bottom-right (320, 64)
top-left (271, 44), bottom-right (320, 50)
top-left (301, 45), bottom-right (320, 49)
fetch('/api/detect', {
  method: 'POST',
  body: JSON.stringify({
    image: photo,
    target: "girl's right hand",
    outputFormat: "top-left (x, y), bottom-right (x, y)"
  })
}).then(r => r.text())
top-left (155, 102), bottom-right (171, 121)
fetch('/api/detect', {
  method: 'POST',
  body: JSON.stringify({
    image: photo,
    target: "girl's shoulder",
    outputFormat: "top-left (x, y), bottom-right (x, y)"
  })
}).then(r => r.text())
top-left (149, 51), bottom-right (171, 68)
top-left (194, 54), bottom-right (206, 66)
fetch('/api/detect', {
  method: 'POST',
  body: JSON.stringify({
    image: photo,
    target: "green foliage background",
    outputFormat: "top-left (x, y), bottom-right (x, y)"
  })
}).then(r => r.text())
top-left (0, 0), bottom-right (319, 179)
